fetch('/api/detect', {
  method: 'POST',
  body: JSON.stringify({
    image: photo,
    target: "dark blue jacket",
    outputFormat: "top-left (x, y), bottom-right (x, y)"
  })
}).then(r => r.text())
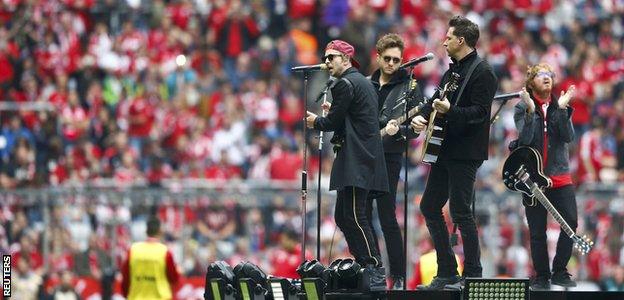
top-left (514, 95), bottom-right (575, 177)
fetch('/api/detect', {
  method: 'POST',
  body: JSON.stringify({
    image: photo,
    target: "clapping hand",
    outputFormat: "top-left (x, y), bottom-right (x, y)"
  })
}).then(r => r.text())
top-left (558, 85), bottom-right (576, 109)
top-left (520, 87), bottom-right (535, 113)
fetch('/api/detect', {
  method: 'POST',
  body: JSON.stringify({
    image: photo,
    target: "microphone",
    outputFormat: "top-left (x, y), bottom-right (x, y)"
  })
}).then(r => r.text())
top-left (400, 52), bottom-right (435, 69)
top-left (493, 92), bottom-right (522, 101)
top-left (291, 64), bottom-right (328, 72)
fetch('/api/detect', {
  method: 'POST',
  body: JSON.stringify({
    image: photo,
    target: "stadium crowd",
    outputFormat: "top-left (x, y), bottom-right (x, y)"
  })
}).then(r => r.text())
top-left (1, 0), bottom-right (624, 298)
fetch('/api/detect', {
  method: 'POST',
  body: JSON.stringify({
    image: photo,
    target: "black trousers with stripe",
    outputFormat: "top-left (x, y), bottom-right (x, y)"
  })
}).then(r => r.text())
top-left (336, 186), bottom-right (382, 267)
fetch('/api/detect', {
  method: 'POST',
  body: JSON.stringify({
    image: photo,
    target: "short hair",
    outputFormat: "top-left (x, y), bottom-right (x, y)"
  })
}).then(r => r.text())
top-left (448, 15), bottom-right (479, 48)
top-left (375, 33), bottom-right (405, 54)
top-left (524, 63), bottom-right (555, 93)
top-left (146, 216), bottom-right (161, 237)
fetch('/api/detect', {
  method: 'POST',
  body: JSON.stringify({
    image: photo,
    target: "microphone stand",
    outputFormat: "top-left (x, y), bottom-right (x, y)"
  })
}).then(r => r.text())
top-left (300, 71), bottom-right (310, 262)
top-left (315, 82), bottom-right (330, 260)
top-left (490, 93), bottom-right (521, 124)
top-left (401, 66), bottom-right (415, 290)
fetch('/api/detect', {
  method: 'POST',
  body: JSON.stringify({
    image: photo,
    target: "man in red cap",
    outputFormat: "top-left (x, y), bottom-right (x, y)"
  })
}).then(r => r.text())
top-left (306, 39), bottom-right (389, 291)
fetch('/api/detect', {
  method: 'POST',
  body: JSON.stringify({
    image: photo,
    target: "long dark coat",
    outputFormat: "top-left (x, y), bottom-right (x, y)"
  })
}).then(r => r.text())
top-left (314, 68), bottom-right (389, 193)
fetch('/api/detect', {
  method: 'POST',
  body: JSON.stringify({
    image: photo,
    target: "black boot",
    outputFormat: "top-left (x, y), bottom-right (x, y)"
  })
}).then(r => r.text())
top-left (530, 276), bottom-right (550, 290)
top-left (551, 271), bottom-right (576, 287)
top-left (391, 276), bottom-right (404, 290)
top-left (365, 265), bottom-right (386, 291)
top-left (416, 275), bottom-right (461, 290)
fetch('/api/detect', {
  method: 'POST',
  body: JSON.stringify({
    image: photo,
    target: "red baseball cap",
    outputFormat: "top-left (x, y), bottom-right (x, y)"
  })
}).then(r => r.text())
top-left (325, 40), bottom-right (360, 68)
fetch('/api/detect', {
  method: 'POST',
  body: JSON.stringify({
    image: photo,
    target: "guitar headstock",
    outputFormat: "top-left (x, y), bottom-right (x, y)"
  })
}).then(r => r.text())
top-left (446, 72), bottom-right (460, 93)
top-left (503, 165), bottom-right (534, 196)
top-left (571, 234), bottom-right (594, 255)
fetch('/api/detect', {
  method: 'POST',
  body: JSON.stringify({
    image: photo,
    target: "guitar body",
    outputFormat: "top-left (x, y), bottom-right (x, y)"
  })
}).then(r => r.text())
top-left (420, 72), bottom-right (460, 164)
top-left (421, 112), bottom-right (447, 163)
top-left (502, 146), bottom-right (552, 206)
top-left (502, 146), bottom-right (593, 255)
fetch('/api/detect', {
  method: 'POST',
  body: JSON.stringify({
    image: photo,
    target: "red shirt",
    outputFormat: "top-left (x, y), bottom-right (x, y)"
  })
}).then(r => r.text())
top-left (534, 93), bottom-right (573, 188)
top-left (270, 150), bottom-right (302, 180)
top-left (127, 97), bottom-right (154, 138)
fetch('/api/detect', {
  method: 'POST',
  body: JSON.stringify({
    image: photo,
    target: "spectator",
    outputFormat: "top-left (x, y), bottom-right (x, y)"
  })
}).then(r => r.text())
top-left (51, 270), bottom-right (80, 300)
top-left (121, 216), bottom-right (180, 300)
top-left (602, 265), bottom-right (624, 291)
top-left (11, 256), bottom-right (42, 300)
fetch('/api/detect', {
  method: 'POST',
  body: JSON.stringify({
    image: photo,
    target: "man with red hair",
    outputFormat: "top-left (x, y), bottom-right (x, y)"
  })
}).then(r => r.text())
top-left (514, 63), bottom-right (578, 290)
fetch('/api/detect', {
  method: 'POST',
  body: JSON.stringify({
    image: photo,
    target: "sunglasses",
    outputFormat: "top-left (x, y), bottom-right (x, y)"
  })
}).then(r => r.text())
top-left (535, 71), bottom-right (555, 79)
top-left (382, 56), bottom-right (401, 64)
top-left (322, 54), bottom-right (341, 62)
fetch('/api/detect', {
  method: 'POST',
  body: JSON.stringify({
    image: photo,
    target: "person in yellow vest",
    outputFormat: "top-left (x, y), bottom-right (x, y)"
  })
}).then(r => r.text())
top-left (408, 250), bottom-right (464, 289)
top-left (122, 216), bottom-right (180, 299)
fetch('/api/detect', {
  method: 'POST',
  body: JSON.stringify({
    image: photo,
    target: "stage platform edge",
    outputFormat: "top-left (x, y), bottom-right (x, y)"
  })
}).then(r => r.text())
top-left (384, 290), bottom-right (624, 300)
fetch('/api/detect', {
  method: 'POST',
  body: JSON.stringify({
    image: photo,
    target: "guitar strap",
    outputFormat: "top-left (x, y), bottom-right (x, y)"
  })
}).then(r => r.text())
top-left (453, 56), bottom-right (482, 107)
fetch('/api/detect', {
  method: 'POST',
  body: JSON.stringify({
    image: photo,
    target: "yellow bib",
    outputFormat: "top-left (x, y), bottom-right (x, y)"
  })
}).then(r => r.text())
top-left (128, 242), bottom-right (172, 300)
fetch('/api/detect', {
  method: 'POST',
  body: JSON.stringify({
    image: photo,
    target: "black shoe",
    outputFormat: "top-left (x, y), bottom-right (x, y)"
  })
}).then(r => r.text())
top-left (366, 265), bottom-right (387, 291)
top-left (459, 274), bottom-right (481, 288)
top-left (391, 276), bottom-right (404, 290)
top-left (417, 275), bottom-right (461, 290)
top-left (551, 271), bottom-right (576, 287)
top-left (530, 276), bottom-right (550, 290)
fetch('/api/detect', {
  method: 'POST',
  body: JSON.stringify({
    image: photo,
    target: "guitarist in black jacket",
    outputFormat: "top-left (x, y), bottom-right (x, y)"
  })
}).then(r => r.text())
top-left (410, 16), bottom-right (497, 290)
top-left (514, 63), bottom-right (578, 290)
top-left (367, 33), bottom-right (424, 290)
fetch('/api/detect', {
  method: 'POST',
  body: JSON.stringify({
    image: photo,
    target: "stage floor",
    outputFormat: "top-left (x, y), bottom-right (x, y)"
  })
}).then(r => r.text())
top-left (324, 290), bottom-right (624, 300)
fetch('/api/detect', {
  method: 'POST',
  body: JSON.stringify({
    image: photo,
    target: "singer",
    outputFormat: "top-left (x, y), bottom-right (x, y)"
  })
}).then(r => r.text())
top-left (305, 40), bottom-right (388, 291)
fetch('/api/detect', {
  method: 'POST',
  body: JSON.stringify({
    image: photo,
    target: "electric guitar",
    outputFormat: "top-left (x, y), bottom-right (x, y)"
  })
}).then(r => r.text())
top-left (502, 146), bottom-right (593, 255)
top-left (420, 72), bottom-right (460, 164)
top-left (380, 80), bottom-right (426, 137)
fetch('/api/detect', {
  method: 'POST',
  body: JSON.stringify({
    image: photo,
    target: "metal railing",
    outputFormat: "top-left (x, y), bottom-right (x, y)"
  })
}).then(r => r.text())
top-left (1, 182), bottom-right (621, 280)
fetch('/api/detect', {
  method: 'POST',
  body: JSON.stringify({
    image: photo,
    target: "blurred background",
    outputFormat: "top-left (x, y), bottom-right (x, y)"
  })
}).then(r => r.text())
top-left (1, 0), bottom-right (623, 298)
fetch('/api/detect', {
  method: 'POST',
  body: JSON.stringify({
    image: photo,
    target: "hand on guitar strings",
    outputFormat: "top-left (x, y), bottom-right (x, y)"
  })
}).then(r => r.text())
top-left (306, 111), bottom-right (317, 129)
top-left (410, 115), bottom-right (427, 133)
top-left (385, 119), bottom-right (400, 136)
top-left (432, 97), bottom-right (450, 113)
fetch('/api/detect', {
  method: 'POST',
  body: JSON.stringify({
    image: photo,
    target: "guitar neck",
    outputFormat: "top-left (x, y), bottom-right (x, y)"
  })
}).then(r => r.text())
top-left (397, 105), bottom-right (421, 125)
top-left (380, 105), bottom-right (421, 136)
top-left (530, 185), bottom-right (576, 237)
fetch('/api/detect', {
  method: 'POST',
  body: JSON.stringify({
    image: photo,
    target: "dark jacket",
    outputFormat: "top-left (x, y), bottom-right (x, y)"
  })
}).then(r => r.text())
top-left (370, 69), bottom-right (424, 153)
top-left (314, 67), bottom-right (389, 193)
top-left (514, 95), bottom-right (575, 176)
top-left (419, 51), bottom-right (498, 161)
